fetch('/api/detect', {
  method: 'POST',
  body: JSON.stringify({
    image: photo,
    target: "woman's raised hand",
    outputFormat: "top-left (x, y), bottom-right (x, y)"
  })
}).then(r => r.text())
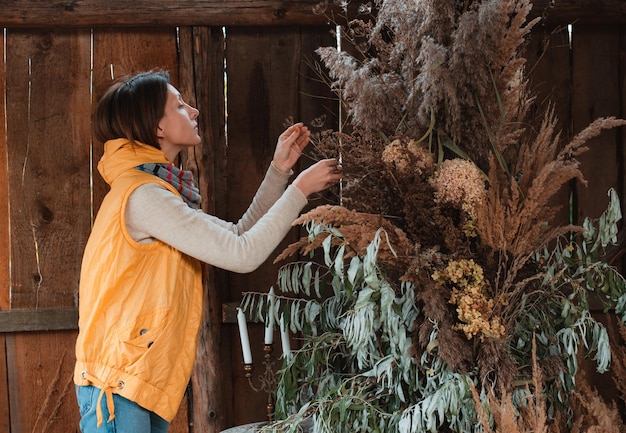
top-left (292, 158), bottom-right (343, 198)
top-left (272, 122), bottom-right (310, 173)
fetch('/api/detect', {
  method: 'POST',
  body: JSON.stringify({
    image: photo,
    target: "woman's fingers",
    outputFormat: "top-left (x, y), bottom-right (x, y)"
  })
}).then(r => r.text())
top-left (292, 158), bottom-right (342, 197)
top-left (280, 123), bottom-right (309, 155)
top-left (292, 126), bottom-right (310, 152)
top-left (323, 159), bottom-right (342, 186)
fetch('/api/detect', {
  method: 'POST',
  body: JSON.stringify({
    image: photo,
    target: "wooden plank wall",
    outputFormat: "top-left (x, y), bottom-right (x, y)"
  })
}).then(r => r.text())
top-left (0, 20), bottom-right (337, 433)
top-left (0, 27), bottom-right (191, 433)
top-left (3, 29), bottom-right (92, 433)
top-left (0, 5), bottom-right (625, 433)
top-left (224, 26), bottom-right (337, 425)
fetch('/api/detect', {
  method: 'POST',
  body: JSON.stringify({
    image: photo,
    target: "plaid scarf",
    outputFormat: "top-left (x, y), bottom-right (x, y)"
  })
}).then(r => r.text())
top-left (136, 163), bottom-right (202, 209)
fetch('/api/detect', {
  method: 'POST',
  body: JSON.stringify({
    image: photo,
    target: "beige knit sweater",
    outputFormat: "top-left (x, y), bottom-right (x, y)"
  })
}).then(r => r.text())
top-left (125, 163), bottom-right (307, 273)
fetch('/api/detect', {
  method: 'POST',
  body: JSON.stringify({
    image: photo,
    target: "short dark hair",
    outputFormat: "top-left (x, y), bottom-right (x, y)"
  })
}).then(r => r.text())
top-left (93, 70), bottom-right (170, 148)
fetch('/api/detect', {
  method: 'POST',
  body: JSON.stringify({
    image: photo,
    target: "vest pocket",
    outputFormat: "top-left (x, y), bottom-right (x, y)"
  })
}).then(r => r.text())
top-left (115, 307), bottom-right (171, 366)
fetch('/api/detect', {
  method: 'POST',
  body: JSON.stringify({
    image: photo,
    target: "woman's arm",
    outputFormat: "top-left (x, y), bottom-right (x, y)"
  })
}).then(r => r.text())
top-left (126, 122), bottom-right (342, 272)
top-left (126, 181), bottom-right (307, 273)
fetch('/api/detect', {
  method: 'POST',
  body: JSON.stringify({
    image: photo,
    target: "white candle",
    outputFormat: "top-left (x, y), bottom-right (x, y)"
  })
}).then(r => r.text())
top-left (280, 314), bottom-right (291, 358)
top-left (264, 288), bottom-right (276, 345)
top-left (237, 308), bottom-right (253, 364)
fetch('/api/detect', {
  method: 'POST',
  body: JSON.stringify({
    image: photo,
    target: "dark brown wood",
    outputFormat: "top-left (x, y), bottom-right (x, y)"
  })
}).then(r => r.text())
top-left (0, 336), bottom-right (8, 433)
top-left (571, 25), bottom-right (622, 225)
top-left (225, 25), bottom-right (309, 424)
top-left (621, 28), bottom-right (626, 272)
top-left (0, 0), bottom-right (625, 28)
top-left (0, 30), bottom-right (9, 313)
top-left (523, 26), bottom-right (573, 228)
top-left (0, 0), bottom-right (335, 27)
top-left (0, 28), bottom-right (11, 433)
top-left (176, 25), bottom-right (203, 433)
top-left (532, 0), bottom-right (626, 25)
top-left (0, 308), bottom-right (78, 333)
top-left (296, 25), bottom-right (342, 216)
top-left (222, 301), bottom-right (239, 324)
top-left (177, 25), bottom-right (233, 433)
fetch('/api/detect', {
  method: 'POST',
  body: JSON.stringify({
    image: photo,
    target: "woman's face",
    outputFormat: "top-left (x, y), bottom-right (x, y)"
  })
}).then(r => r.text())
top-left (157, 84), bottom-right (201, 159)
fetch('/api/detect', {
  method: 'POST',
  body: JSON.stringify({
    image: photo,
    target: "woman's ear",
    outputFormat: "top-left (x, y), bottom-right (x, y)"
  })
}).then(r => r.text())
top-left (156, 124), bottom-right (164, 139)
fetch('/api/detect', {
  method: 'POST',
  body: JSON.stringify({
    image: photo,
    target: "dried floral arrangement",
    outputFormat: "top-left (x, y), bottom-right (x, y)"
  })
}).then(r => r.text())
top-left (242, 0), bottom-right (626, 431)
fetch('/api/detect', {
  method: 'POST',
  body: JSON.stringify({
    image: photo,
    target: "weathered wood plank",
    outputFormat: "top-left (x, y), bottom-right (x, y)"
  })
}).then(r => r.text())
top-left (0, 31), bottom-right (9, 314)
top-left (167, 24), bottom-right (206, 433)
top-left (6, 331), bottom-right (78, 433)
top-left (0, 27), bottom-right (10, 433)
top-left (297, 26), bottom-right (339, 137)
top-left (296, 25), bottom-right (342, 212)
top-left (6, 30), bottom-right (92, 310)
top-left (523, 26), bottom-right (573, 227)
top-left (0, 335), bottom-right (8, 433)
top-left (0, 0), bottom-right (625, 28)
top-left (571, 25), bottom-right (622, 224)
top-left (225, 25), bottom-right (314, 425)
top-left (222, 301), bottom-right (240, 324)
top-left (622, 28), bottom-right (626, 267)
top-left (177, 26), bottom-right (233, 433)
top-left (0, 308), bottom-right (78, 332)
top-left (534, 0), bottom-right (626, 25)
top-left (4, 28), bottom-right (91, 433)
top-left (91, 27), bottom-right (180, 214)
top-left (90, 27), bottom-right (189, 432)
top-left (0, 0), bottom-right (333, 27)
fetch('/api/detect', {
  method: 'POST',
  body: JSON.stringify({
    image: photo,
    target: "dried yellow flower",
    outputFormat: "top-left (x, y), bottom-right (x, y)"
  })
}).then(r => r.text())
top-left (432, 259), bottom-right (505, 341)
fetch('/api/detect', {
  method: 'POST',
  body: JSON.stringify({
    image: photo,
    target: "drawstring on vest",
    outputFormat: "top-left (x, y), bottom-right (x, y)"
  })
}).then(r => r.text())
top-left (80, 370), bottom-right (125, 427)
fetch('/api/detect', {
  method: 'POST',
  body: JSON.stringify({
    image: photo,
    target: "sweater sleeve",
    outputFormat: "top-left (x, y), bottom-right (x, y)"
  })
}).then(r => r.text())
top-left (235, 162), bottom-right (293, 232)
top-left (125, 165), bottom-right (307, 273)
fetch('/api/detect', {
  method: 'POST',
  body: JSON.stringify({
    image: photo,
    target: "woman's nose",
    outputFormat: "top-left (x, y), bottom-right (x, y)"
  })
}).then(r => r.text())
top-left (187, 105), bottom-right (199, 119)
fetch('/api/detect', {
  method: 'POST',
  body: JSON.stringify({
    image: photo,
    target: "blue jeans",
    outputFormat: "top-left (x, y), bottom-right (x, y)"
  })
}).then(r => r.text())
top-left (76, 385), bottom-right (169, 433)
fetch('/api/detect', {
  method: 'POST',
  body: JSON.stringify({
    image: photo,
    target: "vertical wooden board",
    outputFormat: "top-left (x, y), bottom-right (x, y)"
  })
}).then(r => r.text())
top-left (90, 27), bottom-right (192, 430)
top-left (176, 25), bottom-right (207, 433)
top-left (571, 25), bottom-right (622, 223)
top-left (297, 26), bottom-right (338, 134)
top-left (296, 26), bottom-right (342, 220)
top-left (225, 26), bottom-right (304, 425)
top-left (0, 26), bottom-right (11, 433)
top-left (4, 28), bottom-right (91, 433)
top-left (524, 26), bottom-right (573, 227)
top-left (622, 27), bottom-right (626, 240)
top-left (92, 27), bottom-right (181, 91)
top-left (91, 28), bottom-right (180, 213)
top-left (6, 29), bottom-right (92, 309)
top-left (0, 334), bottom-right (8, 433)
top-left (169, 393), bottom-right (189, 433)
top-left (6, 331), bottom-right (79, 433)
top-left (178, 26), bottom-right (233, 433)
top-left (0, 29), bottom-right (9, 311)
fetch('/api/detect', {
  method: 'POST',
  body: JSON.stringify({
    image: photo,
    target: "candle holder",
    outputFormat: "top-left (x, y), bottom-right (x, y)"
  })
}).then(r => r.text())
top-left (243, 343), bottom-right (278, 422)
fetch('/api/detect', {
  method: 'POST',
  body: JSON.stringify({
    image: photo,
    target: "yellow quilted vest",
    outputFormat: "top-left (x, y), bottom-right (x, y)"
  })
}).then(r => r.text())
top-left (74, 139), bottom-right (203, 422)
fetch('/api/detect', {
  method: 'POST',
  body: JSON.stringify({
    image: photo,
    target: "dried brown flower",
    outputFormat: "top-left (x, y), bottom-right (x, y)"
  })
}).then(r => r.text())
top-left (431, 158), bottom-right (485, 218)
top-left (275, 205), bottom-right (412, 274)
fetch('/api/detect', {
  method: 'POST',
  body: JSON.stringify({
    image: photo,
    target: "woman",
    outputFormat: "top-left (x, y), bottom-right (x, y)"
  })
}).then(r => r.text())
top-left (74, 70), bottom-right (342, 432)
